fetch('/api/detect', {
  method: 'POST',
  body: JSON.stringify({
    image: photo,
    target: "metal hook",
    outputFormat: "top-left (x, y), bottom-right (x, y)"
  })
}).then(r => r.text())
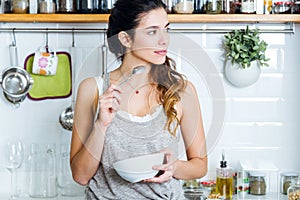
top-left (12, 28), bottom-right (17, 46)
top-left (102, 32), bottom-right (108, 75)
top-left (72, 28), bottom-right (75, 47)
top-left (45, 28), bottom-right (49, 52)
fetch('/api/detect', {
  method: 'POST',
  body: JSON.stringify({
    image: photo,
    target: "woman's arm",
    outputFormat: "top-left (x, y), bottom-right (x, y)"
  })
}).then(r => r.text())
top-left (173, 81), bottom-right (208, 180)
top-left (145, 81), bottom-right (207, 183)
top-left (70, 77), bottom-right (104, 185)
top-left (70, 77), bottom-right (122, 185)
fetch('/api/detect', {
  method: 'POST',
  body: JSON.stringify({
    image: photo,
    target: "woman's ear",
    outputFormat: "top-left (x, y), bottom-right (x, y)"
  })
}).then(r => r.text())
top-left (118, 31), bottom-right (132, 48)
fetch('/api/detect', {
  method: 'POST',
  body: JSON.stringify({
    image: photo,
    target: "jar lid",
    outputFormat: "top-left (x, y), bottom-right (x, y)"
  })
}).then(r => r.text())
top-left (274, 1), bottom-right (292, 5)
top-left (281, 172), bottom-right (299, 177)
top-left (250, 172), bottom-right (266, 177)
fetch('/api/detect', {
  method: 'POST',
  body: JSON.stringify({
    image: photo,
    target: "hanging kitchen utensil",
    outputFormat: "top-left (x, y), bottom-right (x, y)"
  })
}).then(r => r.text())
top-left (0, 29), bottom-right (34, 108)
top-left (59, 30), bottom-right (76, 131)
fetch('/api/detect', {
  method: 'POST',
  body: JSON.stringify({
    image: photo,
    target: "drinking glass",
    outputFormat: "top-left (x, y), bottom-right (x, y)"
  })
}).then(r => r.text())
top-left (0, 139), bottom-right (24, 200)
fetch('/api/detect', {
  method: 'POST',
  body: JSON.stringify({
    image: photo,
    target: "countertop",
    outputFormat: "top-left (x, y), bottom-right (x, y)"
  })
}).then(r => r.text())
top-left (0, 193), bottom-right (288, 200)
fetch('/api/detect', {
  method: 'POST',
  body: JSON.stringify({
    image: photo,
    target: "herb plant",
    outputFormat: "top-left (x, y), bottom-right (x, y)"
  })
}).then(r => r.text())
top-left (224, 26), bottom-right (269, 69)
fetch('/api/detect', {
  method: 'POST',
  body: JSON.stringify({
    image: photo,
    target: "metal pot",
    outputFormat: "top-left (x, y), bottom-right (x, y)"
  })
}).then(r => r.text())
top-left (0, 66), bottom-right (34, 105)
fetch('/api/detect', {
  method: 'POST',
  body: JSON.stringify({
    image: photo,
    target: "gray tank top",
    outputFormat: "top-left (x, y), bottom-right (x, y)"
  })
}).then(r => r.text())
top-left (86, 76), bottom-right (185, 200)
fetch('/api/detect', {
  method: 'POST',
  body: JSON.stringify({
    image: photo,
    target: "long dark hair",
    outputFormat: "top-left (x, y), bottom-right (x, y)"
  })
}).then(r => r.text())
top-left (107, 0), bottom-right (186, 136)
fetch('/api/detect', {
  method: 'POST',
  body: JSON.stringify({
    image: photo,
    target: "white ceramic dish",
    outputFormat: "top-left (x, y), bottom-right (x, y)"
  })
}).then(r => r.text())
top-left (113, 152), bottom-right (164, 183)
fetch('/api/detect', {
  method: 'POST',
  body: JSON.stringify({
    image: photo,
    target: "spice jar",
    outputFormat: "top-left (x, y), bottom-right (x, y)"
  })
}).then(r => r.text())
top-left (12, 0), bottom-right (28, 13)
top-left (194, 0), bottom-right (206, 13)
top-left (173, 0), bottom-right (194, 14)
top-left (57, 0), bottom-right (76, 13)
top-left (76, 0), bottom-right (100, 13)
top-left (4, 0), bottom-right (13, 13)
top-left (287, 177), bottom-right (300, 200)
top-left (206, 0), bottom-right (222, 13)
top-left (100, 0), bottom-right (116, 13)
top-left (241, 0), bottom-right (256, 13)
top-left (281, 172), bottom-right (299, 195)
top-left (273, 1), bottom-right (292, 14)
top-left (162, 0), bottom-right (173, 13)
top-left (292, 1), bottom-right (300, 13)
top-left (249, 172), bottom-right (266, 195)
top-left (39, 0), bottom-right (56, 13)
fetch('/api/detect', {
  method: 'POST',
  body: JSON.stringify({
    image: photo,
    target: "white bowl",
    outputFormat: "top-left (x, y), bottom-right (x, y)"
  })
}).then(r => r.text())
top-left (113, 152), bottom-right (164, 183)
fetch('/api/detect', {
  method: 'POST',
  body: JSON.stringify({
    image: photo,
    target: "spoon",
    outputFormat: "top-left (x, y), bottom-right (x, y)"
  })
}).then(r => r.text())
top-left (118, 66), bottom-right (146, 86)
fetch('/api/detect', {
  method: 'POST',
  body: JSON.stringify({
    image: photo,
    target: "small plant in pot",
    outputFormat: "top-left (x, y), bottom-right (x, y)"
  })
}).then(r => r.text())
top-left (223, 25), bottom-right (270, 87)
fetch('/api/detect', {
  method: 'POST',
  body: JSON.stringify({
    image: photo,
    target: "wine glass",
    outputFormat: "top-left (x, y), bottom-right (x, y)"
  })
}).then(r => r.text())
top-left (0, 139), bottom-right (24, 200)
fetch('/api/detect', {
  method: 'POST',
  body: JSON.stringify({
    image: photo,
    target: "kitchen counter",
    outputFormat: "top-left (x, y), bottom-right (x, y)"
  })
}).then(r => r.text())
top-left (0, 193), bottom-right (288, 199)
top-left (0, 194), bottom-right (85, 200)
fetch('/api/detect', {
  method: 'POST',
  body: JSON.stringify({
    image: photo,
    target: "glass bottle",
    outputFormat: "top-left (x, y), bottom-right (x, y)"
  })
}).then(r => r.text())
top-left (215, 153), bottom-right (234, 200)
top-left (241, 0), bottom-right (255, 13)
top-left (173, 0), bottom-right (194, 13)
top-left (287, 177), bottom-right (300, 200)
top-left (57, 0), bottom-right (76, 13)
top-left (12, 0), bottom-right (28, 13)
top-left (39, 0), bottom-right (56, 13)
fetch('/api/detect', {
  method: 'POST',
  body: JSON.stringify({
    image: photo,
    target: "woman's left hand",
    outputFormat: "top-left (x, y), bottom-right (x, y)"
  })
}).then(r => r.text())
top-left (143, 153), bottom-right (177, 183)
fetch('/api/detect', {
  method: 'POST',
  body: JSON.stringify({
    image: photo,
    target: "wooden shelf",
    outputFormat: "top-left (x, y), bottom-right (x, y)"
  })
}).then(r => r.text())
top-left (0, 14), bottom-right (300, 23)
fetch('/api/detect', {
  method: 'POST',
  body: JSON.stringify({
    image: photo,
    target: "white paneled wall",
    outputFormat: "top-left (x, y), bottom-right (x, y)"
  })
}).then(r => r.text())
top-left (0, 22), bottom-right (299, 197)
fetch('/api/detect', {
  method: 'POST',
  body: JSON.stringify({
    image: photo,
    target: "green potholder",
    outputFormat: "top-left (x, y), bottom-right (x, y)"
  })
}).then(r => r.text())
top-left (24, 52), bottom-right (72, 100)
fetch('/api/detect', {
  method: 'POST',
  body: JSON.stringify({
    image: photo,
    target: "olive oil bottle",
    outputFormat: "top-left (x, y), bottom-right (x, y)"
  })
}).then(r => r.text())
top-left (216, 151), bottom-right (234, 199)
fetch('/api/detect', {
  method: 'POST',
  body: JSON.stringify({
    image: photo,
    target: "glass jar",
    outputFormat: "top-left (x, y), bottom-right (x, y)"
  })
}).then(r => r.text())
top-left (57, 0), bottom-right (76, 13)
top-left (162, 0), bottom-right (173, 13)
top-left (249, 172), bottom-right (266, 195)
top-left (194, 0), bottom-right (206, 13)
top-left (28, 144), bottom-right (58, 198)
top-left (292, 1), bottom-right (300, 13)
top-left (39, 0), bottom-right (56, 13)
top-left (273, 1), bottom-right (292, 14)
top-left (4, 0), bottom-right (13, 13)
top-left (280, 172), bottom-right (299, 195)
top-left (287, 177), bottom-right (300, 200)
top-left (206, 0), bottom-right (222, 13)
top-left (76, 0), bottom-right (100, 13)
top-left (12, 0), bottom-right (28, 13)
top-left (241, 0), bottom-right (255, 13)
top-left (173, 0), bottom-right (194, 14)
top-left (100, 0), bottom-right (116, 14)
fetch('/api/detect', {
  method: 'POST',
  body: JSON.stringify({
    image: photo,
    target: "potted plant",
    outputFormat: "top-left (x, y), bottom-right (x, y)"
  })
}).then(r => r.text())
top-left (223, 25), bottom-right (269, 88)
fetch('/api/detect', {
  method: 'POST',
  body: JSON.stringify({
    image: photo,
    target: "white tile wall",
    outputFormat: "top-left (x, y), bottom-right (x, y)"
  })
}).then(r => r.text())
top-left (0, 22), bottom-right (299, 198)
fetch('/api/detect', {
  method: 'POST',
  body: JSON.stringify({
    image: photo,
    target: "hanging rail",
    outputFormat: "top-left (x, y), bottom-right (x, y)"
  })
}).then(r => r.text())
top-left (0, 23), bottom-right (295, 34)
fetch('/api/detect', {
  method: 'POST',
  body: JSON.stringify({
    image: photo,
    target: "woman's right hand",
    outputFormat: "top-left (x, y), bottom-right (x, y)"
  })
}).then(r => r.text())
top-left (96, 84), bottom-right (122, 127)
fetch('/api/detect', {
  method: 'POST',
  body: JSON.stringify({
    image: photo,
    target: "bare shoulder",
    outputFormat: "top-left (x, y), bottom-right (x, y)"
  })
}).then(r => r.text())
top-left (181, 80), bottom-right (198, 98)
top-left (76, 77), bottom-right (99, 102)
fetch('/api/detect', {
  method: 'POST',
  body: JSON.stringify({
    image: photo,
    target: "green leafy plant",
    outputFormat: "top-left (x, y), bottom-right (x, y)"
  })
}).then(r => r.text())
top-left (224, 26), bottom-right (270, 69)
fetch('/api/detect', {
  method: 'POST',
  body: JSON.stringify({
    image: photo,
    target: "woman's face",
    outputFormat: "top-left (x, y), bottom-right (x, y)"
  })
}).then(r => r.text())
top-left (129, 8), bottom-right (170, 65)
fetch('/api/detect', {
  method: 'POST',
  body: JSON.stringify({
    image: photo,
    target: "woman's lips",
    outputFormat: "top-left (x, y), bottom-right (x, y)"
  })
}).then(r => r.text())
top-left (154, 50), bottom-right (167, 56)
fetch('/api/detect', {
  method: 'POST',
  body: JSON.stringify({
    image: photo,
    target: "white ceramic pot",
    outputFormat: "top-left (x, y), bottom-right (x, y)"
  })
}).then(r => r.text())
top-left (224, 60), bottom-right (261, 88)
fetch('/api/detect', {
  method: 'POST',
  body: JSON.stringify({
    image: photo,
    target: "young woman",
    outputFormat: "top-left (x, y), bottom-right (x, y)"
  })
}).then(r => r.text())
top-left (70, 0), bottom-right (207, 199)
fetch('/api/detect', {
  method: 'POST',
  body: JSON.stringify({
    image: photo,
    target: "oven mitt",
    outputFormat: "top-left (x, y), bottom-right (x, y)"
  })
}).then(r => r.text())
top-left (24, 51), bottom-right (72, 100)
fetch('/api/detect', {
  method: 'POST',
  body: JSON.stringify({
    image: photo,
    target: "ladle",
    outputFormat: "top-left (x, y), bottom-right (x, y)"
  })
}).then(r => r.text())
top-left (118, 66), bottom-right (146, 86)
top-left (59, 31), bottom-right (76, 131)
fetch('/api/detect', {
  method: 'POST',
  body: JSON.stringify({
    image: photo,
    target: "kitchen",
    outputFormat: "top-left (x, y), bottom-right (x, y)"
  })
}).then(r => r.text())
top-left (0, 0), bottom-right (300, 199)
